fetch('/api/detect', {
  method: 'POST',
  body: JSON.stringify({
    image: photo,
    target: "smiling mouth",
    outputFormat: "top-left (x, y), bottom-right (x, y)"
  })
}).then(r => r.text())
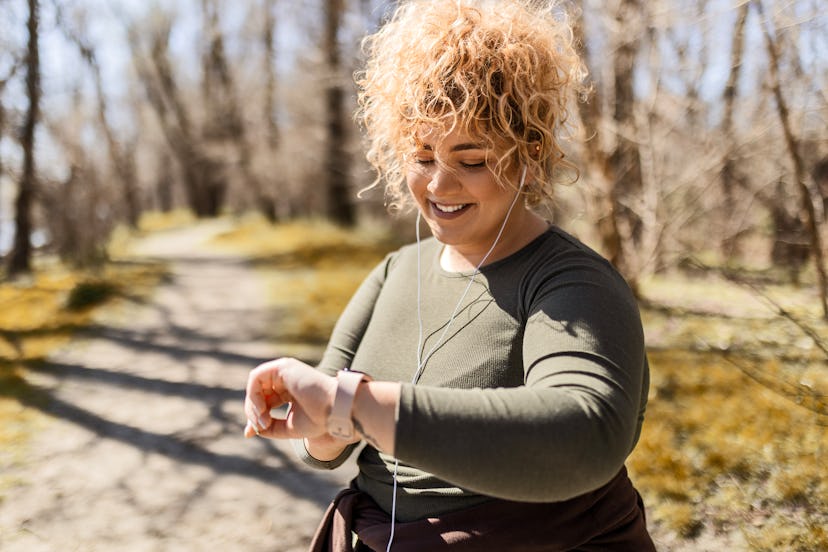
top-left (432, 202), bottom-right (470, 214)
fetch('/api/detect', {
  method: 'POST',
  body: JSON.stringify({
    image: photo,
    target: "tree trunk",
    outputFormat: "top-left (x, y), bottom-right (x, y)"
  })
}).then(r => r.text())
top-left (573, 4), bottom-right (638, 290)
top-left (156, 150), bottom-right (174, 212)
top-left (72, 36), bottom-right (141, 228)
top-left (719, 4), bottom-right (749, 256)
top-left (131, 19), bottom-right (224, 218)
top-left (0, 70), bottom-right (20, 251)
top-left (609, 0), bottom-right (644, 253)
top-left (7, 0), bottom-right (40, 277)
top-left (757, 0), bottom-right (828, 319)
top-left (202, 0), bottom-right (276, 221)
top-left (0, 89), bottom-right (5, 255)
top-left (263, 0), bottom-right (279, 150)
top-left (323, 0), bottom-right (355, 227)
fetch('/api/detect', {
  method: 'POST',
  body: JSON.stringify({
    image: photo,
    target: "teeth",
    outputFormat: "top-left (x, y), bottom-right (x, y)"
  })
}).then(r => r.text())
top-left (434, 203), bottom-right (467, 213)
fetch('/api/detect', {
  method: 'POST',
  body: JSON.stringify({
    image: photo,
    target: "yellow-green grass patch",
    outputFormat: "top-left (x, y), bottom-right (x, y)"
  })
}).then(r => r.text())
top-left (629, 349), bottom-right (827, 550)
top-left (211, 217), bottom-right (401, 349)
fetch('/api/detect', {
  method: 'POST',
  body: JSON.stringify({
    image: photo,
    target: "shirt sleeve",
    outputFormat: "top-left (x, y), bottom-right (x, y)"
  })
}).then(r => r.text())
top-left (294, 254), bottom-right (394, 470)
top-left (393, 259), bottom-right (648, 501)
top-left (317, 253), bottom-right (395, 376)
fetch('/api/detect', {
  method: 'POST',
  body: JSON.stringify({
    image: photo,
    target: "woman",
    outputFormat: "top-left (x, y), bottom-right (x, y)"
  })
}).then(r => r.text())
top-left (244, 1), bottom-right (655, 550)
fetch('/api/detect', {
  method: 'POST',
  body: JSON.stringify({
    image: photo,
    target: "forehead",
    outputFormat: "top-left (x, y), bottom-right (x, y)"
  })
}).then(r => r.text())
top-left (413, 124), bottom-right (487, 150)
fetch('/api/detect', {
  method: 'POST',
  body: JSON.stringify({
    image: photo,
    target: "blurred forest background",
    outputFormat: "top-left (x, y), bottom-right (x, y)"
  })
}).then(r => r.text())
top-left (0, 0), bottom-right (826, 550)
top-left (0, 0), bottom-right (825, 288)
top-left (0, 0), bottom-right (827, 290)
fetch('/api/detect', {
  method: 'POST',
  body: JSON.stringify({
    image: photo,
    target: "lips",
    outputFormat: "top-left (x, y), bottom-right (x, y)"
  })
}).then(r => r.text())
top-left (434, 202), bottom-right (468, 213)
top-left (429, 201), bottom-right (472, 218)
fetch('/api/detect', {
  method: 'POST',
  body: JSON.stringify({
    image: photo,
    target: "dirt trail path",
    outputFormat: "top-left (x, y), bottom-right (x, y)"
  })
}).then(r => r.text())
top-left (0, 220), bottom-right (355, 552)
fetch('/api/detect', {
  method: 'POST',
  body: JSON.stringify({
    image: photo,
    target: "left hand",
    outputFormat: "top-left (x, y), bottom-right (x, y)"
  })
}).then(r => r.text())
top-left (243, 357), bottom-right (337, 440)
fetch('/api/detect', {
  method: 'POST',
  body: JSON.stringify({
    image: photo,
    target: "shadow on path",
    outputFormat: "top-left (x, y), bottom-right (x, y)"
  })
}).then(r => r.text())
top-left (0, 223), bottom-right (354, 551)
top-left (28, 363), bottom-right (340, 507)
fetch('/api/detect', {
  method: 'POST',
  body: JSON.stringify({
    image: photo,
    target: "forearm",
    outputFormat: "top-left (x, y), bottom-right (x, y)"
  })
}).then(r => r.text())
top-left (304, 434), bottom-right (354, 461)
top-left (297, 379), bottom-right (400, 468)
top-left (351, 380), bottom-right (400, 455)
top-left (394, 383), bottom-right (637, 502)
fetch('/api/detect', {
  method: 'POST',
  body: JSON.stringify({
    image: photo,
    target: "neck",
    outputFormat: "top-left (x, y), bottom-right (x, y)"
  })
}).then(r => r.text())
top-left (439, 212), bottom-right (548, 272)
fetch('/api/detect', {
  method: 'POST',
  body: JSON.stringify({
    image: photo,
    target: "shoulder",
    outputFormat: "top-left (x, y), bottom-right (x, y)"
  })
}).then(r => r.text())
top-left (532, 226), bottom-right (629, 287)
top-left (492, 226), bottom-right (637, 318)
top-left (490, 225), bottom-right (624, 284)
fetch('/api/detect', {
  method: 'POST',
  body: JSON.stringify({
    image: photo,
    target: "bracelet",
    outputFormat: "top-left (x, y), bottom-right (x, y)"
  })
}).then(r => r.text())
top-left (327, 370), bottom-right (372, 440)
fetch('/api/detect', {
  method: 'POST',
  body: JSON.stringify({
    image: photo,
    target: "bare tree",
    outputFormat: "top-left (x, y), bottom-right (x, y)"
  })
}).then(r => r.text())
top-left (0, 65), bottom-right (19, 255)
top-left (263, 0), bottom-right (279, 150)
top-left (573, 0), bottom-right (647, 290)
top-left (59, 12), bottom-right (141, 229)
top-left (609, 0), bottom-right (645, 260)
top-left (7, 0), bottom-right (40, 277)
top-left (572, 11), bottom-right (621, 267)
top-left (201, 0), bottom-right (276, 221)
top-left (39, 159), bottom-right (110, 267)
top-left (0, 93), bottom-right (4, 255)
top-left (129, 14), bottom-right (225, 217)
top-left (323, 0), bottom-right (355, 227)
top-left (756, 0), bottom-right (828, 318)
top-left (719, 3), bottom-right (750, 256)
top-left (155, 149), bottom-right (174, 213)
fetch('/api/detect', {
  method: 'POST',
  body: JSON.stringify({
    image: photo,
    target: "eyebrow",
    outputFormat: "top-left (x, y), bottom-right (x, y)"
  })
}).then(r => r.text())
top-left (419, 142), bottom-right (486, 152)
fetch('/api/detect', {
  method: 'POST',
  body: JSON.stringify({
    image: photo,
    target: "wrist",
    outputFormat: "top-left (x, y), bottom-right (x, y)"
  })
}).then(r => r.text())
top-left (350, 380), bottom-right (401, 455)
top-left (304, 434), bottom-right (354, 461)
top-left (327, 370), bottom-right (372, 441)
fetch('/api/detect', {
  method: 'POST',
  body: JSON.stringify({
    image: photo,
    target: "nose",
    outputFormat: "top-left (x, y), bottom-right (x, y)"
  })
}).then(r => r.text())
top-left (426, 165), bottom-right (460, 194)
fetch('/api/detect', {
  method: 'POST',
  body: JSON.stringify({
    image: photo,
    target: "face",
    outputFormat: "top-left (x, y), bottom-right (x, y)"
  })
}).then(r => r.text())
top-left (406, 126), bottom-right (528, 261)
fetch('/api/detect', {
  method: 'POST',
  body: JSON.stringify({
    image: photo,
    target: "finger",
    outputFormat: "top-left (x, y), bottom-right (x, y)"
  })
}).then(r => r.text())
top-left (255, 403), bottom-right (299, 440)
top-left (246, 400), bottom-right (271, 433)
top-left (244, 358), bottom-right (305, 435)
top-left (244, 419), bottom-right (260, 438)
top-left (245, 360), bottom-right (284, 429)
top-left (259, 367), bottom-right (278, 428)
top-left (256, 418), bottom-right (293, 440)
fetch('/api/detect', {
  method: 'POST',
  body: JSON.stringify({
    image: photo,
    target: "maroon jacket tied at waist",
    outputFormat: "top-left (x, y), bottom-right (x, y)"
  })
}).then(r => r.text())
top-left (308, 466), bottom-right (655, 552)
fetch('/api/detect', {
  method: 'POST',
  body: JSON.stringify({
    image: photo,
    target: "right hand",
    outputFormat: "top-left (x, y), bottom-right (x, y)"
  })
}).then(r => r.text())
top-left (243, 357), bottom-right (337, 441)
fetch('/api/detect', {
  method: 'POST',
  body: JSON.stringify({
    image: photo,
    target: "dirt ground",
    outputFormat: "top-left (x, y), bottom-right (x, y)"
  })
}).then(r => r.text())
top-left (0, 220), bottom-right (356, 552)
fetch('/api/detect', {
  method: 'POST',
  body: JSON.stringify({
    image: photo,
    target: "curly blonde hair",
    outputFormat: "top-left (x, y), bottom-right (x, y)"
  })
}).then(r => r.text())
top-left (355, 0), bottom-right (587, 211)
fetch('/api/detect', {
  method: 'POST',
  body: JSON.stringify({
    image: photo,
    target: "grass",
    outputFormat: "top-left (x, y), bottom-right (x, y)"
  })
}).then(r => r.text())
top-left (629, 350), bottom-right (827, 548)
top-left (0, 253), bottom-right (167, 501)
top-left (212, 216), bottom-right (402, 348)
top-left (631, 273), bottom-right (828, 550)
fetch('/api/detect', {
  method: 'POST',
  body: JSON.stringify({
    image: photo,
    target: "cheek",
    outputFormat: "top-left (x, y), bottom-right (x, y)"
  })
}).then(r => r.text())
top-left (405, 170), bottom-right (427, 198)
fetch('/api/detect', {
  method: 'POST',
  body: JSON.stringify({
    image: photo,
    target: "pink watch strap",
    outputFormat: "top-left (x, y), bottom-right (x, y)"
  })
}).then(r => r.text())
top-left (327, 370), bottom-right (371, 440)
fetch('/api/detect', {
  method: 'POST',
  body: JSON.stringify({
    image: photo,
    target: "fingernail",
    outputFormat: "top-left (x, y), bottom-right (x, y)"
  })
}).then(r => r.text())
top-left (258, 416), bottom-right (268, 429)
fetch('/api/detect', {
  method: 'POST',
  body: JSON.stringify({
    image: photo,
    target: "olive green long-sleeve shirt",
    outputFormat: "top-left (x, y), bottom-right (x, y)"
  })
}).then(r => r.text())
top-left (305, 225), bottom-right (649, 522)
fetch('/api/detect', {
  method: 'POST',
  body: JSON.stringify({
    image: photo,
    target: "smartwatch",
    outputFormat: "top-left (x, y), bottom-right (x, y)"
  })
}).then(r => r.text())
top-left (327, 370), bottom-right (372, 440)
